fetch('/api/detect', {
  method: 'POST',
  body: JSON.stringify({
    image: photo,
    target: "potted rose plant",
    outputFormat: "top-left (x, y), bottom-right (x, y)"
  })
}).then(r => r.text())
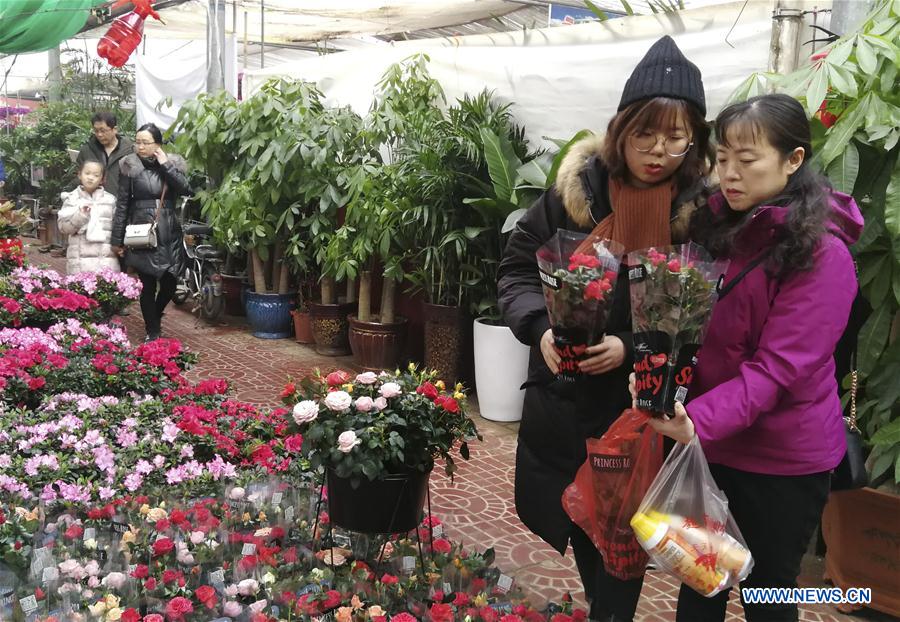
top-left (282, 366), bottom-right (480, 534)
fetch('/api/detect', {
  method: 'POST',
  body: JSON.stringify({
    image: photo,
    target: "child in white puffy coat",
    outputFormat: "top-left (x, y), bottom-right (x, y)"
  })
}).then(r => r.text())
top-left (58, 160), bottom-right (120, 275)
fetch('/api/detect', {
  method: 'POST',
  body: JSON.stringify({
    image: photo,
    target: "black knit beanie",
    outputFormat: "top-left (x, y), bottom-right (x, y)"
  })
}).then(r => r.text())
top-left (618, 35), bottom-right (706, 116)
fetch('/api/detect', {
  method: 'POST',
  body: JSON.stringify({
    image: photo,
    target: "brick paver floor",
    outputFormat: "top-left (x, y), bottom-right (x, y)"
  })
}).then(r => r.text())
top-left (25, 240), bottom-right (893, 621)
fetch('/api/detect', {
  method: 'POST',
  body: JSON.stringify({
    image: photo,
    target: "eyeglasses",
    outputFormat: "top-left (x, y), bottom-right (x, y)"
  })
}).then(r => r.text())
top-left (629, 132), bottom-right (693, 158)
top-left (134, 141), bottom-right (158, 147)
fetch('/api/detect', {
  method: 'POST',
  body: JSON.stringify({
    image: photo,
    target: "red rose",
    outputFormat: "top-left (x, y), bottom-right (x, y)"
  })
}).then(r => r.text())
top-left (144, 577), bottom-right (157, 591)
top-left (432, 538), bottom-right (452, 554)
top-left (144, 615), bottom-right (164, 622)
top-left (326, 370), bottom-right (351, 386)
top-left (429, 603), bottom-right (454, 622)
top-left (162, 569), bottom-right (182, 585)
top-left (667, 259), bottom-right (682, 273)
top-left (34, 587), bottom-right (45, 600)
top-left (155, 519), bottom-right (171, 532)
top-left (453, 592), bottom-right (471, 607)
top-left (480, 607), bottom-right (498, 622)
top-left (551, 615), bottom-right (573, 622)
top-left (152, 537), bottom-right (175, 557)
top-left (572, 610), bottom-right (588, 622)
top-left (280, 382), bottom-right (296, 398)
top-left (195, 585), bottom-right (218, 610)
top-left (165, 596), bottom-right (194, 620)
top-left (417, 382), bottom-right (439, 400)
top-left (169, 510), bottom-right (187, 525)
top-left (121, 609), bottom-right (141, 622)
top-left (439, 397), bottom-right (459, 414)
top-left (391, 614), bottom-right (417, 622)
top-left (284, 433), bottom-right (304, 453)
top-left (568, 253), bottom-right (601, 271)
top-left (323, 589), bottom-right (342, 609)
top-left (131, 564), bottom-right (149, 579)
top-left (380, 573), bottom-right (399, 585)
top-left (64, 524), bottom-right (84, 540)
top-left (583, 279), bottom-right (608, 301)
top-left (500, 615), bottom-right (524, 622)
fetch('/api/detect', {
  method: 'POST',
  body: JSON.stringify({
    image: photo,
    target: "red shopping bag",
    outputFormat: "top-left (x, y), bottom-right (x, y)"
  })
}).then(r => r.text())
top-left (562, 409), bottom-right (664, 579)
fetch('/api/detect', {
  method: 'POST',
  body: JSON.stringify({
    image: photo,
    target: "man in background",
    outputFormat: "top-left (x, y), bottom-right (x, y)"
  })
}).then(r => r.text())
top-left (76, 111), bottom-right (133, 198)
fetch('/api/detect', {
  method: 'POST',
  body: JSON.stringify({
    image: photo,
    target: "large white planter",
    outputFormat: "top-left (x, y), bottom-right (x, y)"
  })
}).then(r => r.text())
top-left (473, 319), bottom-right (530, 422)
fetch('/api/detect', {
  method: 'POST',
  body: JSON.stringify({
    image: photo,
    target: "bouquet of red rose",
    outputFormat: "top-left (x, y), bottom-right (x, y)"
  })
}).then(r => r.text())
top-left (628, 244), bottom-right (728, 415)
top-left (537, 231), bottom-right (624, 381)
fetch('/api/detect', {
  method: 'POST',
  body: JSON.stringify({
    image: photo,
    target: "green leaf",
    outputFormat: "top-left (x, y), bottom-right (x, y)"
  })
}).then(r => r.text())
top-left (516, 158), bottom-right (551, 190)
top-left (827, 64), bottom-right (858, 99)
top-left (825, 142), bottom-right (860, 194)
top-left (824, 39), bottom-right (854, 67)
top-left (885, 162), bottom-right (900, 238)
top-left (481, 128), bottom-right (521, 203)
top-left (805, 65), bottom-right (829, 117)
top-left (547, 129), bottom-right (593, 187)
top-left (502, 208), bottom-right (527, 234)
top-left (857, 304), bottom-right (891, 376)
top-left (869, 258), bottom-right (893, 306)
top-left (819, 98), bottom-right (867, 166)
top-left (855, 35), bottom-right (879, 75)
top-left (618, 0), bottom-right (635, 15)
top-left (870, 450), bottom-right (893, 478)
top-left (583, 0), bottom-right (609, 20)
top-left (872, 418), bottom-right (900, 447)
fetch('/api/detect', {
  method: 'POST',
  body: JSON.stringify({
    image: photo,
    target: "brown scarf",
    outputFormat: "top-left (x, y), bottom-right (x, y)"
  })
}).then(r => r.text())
top-left (575, 177), bottom-right (675, 255)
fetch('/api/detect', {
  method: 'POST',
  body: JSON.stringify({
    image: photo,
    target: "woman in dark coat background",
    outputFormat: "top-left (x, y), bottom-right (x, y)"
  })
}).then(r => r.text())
top-left (111, 123), bottom-right (190, 341)
top-left (497, 37), bottom-right (711, 622)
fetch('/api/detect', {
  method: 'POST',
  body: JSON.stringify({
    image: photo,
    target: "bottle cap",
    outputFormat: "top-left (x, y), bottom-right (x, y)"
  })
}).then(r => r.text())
top-left (631, 512), bottom-right (668, 549)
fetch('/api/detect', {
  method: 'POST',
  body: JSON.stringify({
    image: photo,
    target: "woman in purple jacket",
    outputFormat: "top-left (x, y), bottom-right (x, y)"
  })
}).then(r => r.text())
top-left (640, 93), bottom-right (863, 621)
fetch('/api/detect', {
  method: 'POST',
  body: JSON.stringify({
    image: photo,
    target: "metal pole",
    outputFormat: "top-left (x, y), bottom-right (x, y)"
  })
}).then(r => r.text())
top-left (47, 45), bottom-right (62, 103)
top-left (767, 0), bottom-right (804, 76)
top-left (207, 0), bottom-right (226, 92)
top-left (243, 10), bottom-right (248, 70)
top-left (260, 0), bottom-right (265, 69)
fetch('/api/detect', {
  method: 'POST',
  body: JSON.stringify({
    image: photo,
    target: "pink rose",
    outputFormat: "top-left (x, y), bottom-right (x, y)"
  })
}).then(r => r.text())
top-left (356, 372), bottom-right (378, 384)
top-left (373, 397), bottom-right (388, 411)
top-left (338, 430), bottom-right (361, 453)
top-left (354, 396), bottom-right (375, 412)
top-left (293, 400), bottom-right (319, 424)
top-left (379, 383), bottom-right (402, 398)
top-left (223, 601), bottom-right (242, 617)
top-left (325, 391), bottom-right (352, 411)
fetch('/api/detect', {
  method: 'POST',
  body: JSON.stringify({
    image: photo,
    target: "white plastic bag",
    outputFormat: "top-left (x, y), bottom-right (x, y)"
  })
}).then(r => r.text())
top-left (631, 436), bottom-right (754, 597)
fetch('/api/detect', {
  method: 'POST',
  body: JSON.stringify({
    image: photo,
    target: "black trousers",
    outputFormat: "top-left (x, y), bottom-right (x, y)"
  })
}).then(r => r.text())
top-left (571, 523), bottom-right (644, 621)
top-left (138, 271), bottom-right (177, 336)
top-left (676, 464), bottom-right (831, 622)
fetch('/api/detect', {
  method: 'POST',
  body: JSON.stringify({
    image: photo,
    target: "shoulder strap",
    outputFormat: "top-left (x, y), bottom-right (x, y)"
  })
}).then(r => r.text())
top-left (717, 249), bottom-right (772, 299)
top-left (154, 182), bottom-right (168, 224)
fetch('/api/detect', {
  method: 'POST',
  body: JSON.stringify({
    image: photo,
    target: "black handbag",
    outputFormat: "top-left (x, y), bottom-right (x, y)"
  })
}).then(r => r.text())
top-left (831, 362), bottom-right (868, 490)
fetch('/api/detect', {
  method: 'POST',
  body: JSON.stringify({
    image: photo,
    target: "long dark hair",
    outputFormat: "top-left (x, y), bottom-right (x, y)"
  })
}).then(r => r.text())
top-left (601, 97), bottom-right (712, 194)
top-left (691, 93), bottom-right (831, 277)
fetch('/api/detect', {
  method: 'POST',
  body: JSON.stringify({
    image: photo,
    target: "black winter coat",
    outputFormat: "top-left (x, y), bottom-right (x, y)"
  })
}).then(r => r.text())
top-left (497, 135), bottom-right (703, 554)
top-left (110, 154), bottom-right (191, 279)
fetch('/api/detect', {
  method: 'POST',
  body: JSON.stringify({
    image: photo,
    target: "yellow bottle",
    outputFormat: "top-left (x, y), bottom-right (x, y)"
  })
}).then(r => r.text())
top-left (631, 512), bottom-right (730, 597)
top-left (646, 510), bottom-right (753, 579)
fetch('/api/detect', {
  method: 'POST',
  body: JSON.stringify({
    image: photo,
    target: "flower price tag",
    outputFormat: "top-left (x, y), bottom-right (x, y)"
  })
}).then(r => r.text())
top-left (111, 521), bottom-right (130, 535)
top-left (432, 524), bottom-right (444, 538)
top-left (333, 532), bottom-right (351, 549)
top-left (209, 568), bottom-right (225, 586)
top-left (285, 506), bottom-right (295, 523)
top-left (31, 546), bottom-right (52, 573)
top-left (402, 556), bottom-right (416, 573)
top-left (19, 595), bottom-right (38, 615)
top-left (496, 574), bottom-right (513, 594)
top-left (128, 564), bottom-right (137, 575)
top-left (241, 543), bottom-right (256, 556)
top-left (443, 582), bottom-right (452, 595)
top-left (271, 492), bottom-right (283, 506)
top-left (42, 566), bottom-right (59, 585)
top-left (83, 527), bottom-right (96, 542)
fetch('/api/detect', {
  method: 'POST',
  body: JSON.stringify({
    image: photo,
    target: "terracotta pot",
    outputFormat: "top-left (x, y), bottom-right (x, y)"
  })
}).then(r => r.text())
top-left (292, 309), bottom-right (315, 344)
top-left (221, 274), bottom-right (248, 316)
top-left (423, 302), bottom-right (472, 385)
top-left (822, 487), bottom-right (900, 617)
top-left (348, 315), bottom-right (408, 372)
top-left (309, 301), bottom-right (357, 356)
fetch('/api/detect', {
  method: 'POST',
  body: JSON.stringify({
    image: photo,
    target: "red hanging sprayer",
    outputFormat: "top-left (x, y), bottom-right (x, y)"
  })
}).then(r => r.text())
top-left (97, 0), bottom-right (163, 68)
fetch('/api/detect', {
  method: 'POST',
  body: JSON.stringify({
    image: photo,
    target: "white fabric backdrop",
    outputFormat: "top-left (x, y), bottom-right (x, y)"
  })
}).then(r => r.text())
top-left (245, 1), bottom-right (777, 148)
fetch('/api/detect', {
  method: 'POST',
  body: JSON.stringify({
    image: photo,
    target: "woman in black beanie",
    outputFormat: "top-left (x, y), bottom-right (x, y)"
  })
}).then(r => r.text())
top-left (498, 36), bottom-right (711, 622)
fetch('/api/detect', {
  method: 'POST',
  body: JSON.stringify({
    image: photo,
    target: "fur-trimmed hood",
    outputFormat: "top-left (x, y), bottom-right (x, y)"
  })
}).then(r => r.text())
top-left (552, 133), bottom-right (709, 242)
top-left (119, 153), bottom-right (188, 178)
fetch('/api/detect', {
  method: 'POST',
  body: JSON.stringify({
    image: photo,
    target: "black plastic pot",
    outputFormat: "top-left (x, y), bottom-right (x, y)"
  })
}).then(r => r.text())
top-left (326, 467), bottom-right (431, 534)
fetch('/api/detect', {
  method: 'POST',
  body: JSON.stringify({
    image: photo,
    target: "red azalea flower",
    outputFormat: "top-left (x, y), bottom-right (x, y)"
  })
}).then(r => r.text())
top-left (121, 608), bottom-right (141, 622)
top-left (429, 603), bottom-right (454, 622)
top-left (27, 376), bottom-right (46, 390)
top-left (500, 615), bottom-right (524, 622)
top-left (284, 433), bottom-right (304, 453)
top-left (155, 519), bottom-right (171, 532)
top-left (165, 596), bottom-right (194, 620)
top-left (152, 537), bottom-right (175, 557)
top-left (195, 585), bottom-right (218, 610)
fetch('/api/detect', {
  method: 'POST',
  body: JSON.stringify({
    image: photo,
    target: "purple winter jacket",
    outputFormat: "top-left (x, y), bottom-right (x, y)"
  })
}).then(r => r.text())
top-left (687, 190), bottom-right (863, 476)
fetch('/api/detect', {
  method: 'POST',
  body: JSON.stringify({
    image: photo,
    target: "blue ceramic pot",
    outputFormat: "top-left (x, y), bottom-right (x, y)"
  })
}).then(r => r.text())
top-left (244, 291), bottom-right (295, 339)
